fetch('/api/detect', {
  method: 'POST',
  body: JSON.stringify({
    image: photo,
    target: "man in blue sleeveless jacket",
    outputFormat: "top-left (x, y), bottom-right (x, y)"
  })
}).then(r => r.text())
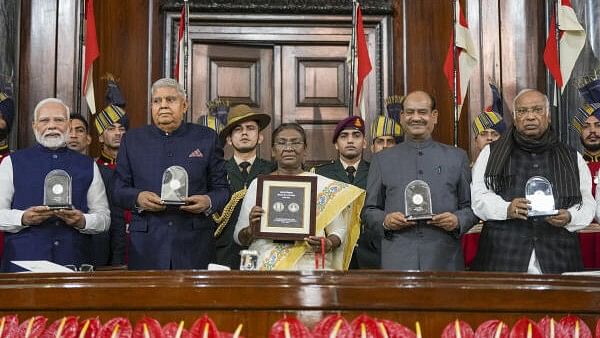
top-left (0, 98), bottom-right (110, 272)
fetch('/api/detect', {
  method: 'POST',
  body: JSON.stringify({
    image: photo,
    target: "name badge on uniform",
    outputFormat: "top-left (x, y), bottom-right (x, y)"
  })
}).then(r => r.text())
top-left (525, 176), bottom-right (558, 217)
top-left (43, 169), bottom-right (73, 209)
top-left (160, 166), bottom-right (189, 205)
top-left (404, 179), bottom-right (433, 220)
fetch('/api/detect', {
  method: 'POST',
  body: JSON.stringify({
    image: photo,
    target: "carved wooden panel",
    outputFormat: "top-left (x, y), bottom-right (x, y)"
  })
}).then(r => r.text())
top-left (281, 45), bottom-right (350, 164)
top-left (458, 0), bottom-right (547, 159)
top-left (192, 44), bottom-right (273, 159)
top-left (163, 11), bottom-right (391, 163)
top-left (298, 60), bottom-right (345, 106)
top-left (18, 0), bottom-right (59, 147)
top-left (211, 59), bottom-right (257, 105)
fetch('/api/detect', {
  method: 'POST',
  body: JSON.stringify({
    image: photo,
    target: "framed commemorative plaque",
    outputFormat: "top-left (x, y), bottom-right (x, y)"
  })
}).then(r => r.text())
top-left (256, 175), bottom-right (317, 241)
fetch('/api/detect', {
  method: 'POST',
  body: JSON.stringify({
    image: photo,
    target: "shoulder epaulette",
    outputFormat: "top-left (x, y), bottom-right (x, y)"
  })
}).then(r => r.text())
top-left (314, 160), bottom-right (335, 168)
top-left (311, 160), bottom-right (335, 173)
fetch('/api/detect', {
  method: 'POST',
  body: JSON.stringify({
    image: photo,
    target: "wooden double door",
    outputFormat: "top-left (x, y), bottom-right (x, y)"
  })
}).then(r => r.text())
top-left (164, 11), bottom-right (392, 163)
top-left (191, 43), bottom-right (349, 164)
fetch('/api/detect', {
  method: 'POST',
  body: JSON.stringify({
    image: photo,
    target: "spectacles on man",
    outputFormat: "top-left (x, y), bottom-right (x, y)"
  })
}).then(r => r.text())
top-left (64, 264), bottom-right (94, 272)
top-left (515, 106), bottom-right (545, 117)
top-left (274, 140), bottom-right (304, 149)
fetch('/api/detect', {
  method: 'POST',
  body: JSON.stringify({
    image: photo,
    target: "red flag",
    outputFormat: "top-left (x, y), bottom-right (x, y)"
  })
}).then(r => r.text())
top-left (174, 5), bottom-right (186, 85)
top-left (543, 0), bottom-right (586, 91)
top-left (354, 3), bottom-right (372, 107)
top-left (443, 0), bottom-right (477, 110)
top-left (544, 13), bottom-right (562, 87)
top-left (83, 0), bottom-right (99, 114)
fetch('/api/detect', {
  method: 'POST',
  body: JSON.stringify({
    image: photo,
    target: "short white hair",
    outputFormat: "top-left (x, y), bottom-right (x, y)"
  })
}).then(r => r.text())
top-left (33, 98), bottom-right (70, 121)
top-left (512, 89), bottom-right (550, 117)
top-left (151, 78), bottom-right (187, 100)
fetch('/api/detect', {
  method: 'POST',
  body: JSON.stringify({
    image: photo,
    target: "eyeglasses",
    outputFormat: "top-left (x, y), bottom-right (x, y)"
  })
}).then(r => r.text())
top-left (515, 106), bottom-right (545, 117)
top-left (64, 264), bottom-right (94, 272)
top-left (274, 140), bottom-right (304, 149)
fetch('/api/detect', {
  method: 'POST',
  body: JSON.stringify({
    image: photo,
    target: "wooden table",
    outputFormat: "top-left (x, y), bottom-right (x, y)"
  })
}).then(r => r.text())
top-left (1, 271), bottom-right (599, 336)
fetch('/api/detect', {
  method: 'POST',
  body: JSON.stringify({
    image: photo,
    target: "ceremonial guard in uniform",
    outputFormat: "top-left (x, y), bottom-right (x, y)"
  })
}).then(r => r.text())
top-left (384, 95), bottom-right (404, 127)
top-left (314, 116), bottom-right (369, 189)
top-left (571, 72), bottom-right (600, 269)
top-left (0, 91), bottom-right (14, 163)
top-left (370, 113), bottom-right (403, 154)
top-left (200, 102), bottom-right (275, 269)
top-left (96, 74), bottom-right (128, 169)
top-left (472, 111), bottom-right (505, 154)
top-left (314, 116), bottom-right (370, 268)
top-left (472, 84), bottom-right (506, 158)
top-left (92, 77), bottom-right (129, 267)
top-left (572, 73), bottom-right (600, 198)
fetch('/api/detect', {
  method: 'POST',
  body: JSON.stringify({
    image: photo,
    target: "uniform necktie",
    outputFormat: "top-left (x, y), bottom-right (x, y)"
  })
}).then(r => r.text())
top-left (239, 161), bottom-right (251, 182)
top-left (346, 166), bottom-right (356, 184)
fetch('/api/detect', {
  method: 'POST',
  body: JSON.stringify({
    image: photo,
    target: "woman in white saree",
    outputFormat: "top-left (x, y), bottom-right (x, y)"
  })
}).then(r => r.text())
top-left (234, 123), bottom-right (365, 270)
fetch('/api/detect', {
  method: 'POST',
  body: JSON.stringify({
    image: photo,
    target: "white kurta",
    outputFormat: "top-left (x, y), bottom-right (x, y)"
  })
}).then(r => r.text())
top-left (471, 145), bottom-right (595, 273)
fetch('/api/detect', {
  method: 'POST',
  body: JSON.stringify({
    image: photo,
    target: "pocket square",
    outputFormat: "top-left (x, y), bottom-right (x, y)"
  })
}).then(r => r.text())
top-left (188, 149), bottom-right (204, 158)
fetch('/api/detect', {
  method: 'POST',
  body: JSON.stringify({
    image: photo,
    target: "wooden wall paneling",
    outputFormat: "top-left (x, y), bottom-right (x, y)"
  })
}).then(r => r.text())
top-left (298, 61), bottom-right (345, 106)
top-left (151, 0), bottom-right (163, 124)
top-left (402, 0), bottom-right (469, 150)
top-left (466, 0), bottom-right (503, 159)
top-left (498, 0), bottom-right (546, 120)
top-left (163, 11), bottom-right (392, 163)
top-left (92, 0), bottom-right (150, 157)
top-left (191, 44), bottom-right (209, 120)
top-left (18, 0), bottom-right (59, 148)
top-left (55, 0), bottom-right (79, 111)
top-left (209, 58), bottom-right (258, 107)
top-left (281, 45), bottom-right (350, 165)
top-left (392, 0), bottom-right (405, 96)
top-left (191, 44), bottom-right (273, 159)
top-left (257, 47), bottom-right (274, 160)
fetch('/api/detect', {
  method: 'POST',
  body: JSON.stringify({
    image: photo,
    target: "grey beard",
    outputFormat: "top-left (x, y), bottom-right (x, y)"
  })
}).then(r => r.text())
top-left (34, 130), bottom-right (67, 149)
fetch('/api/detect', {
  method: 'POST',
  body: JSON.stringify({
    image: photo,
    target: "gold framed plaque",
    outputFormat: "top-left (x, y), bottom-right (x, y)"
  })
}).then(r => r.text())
top-left (256, 175), bottom-right (317, 241)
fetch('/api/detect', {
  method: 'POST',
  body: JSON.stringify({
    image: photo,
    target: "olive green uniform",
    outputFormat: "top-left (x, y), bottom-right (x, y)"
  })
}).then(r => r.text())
top-left (314, 159), bottom-right (379, 268)
top-left (215, 158), bottom-right (276, 269)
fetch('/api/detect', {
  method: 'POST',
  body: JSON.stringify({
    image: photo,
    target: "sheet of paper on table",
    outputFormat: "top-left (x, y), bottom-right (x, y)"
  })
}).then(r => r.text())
top-left (11, 260), bottom-right (75, 273)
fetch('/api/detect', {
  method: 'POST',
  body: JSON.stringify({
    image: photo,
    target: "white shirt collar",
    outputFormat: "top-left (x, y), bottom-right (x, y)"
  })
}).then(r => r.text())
top-left (234, 155), bottom-right (257, 167)
top-left (339, 158), bottom-right (360, 170)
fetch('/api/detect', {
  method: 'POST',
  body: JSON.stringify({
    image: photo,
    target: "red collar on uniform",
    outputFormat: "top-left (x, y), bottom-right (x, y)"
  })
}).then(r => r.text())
top-left (0, 144), bottom-right (9, 161)
top-left (97, 149), bottom-right (116, 165)
top-left (584, 151), bottom-right (600, 163)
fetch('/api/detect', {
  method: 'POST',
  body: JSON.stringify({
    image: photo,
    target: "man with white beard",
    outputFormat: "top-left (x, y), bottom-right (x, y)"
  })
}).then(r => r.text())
top-left (0, 98), bottom-right (110, 272)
